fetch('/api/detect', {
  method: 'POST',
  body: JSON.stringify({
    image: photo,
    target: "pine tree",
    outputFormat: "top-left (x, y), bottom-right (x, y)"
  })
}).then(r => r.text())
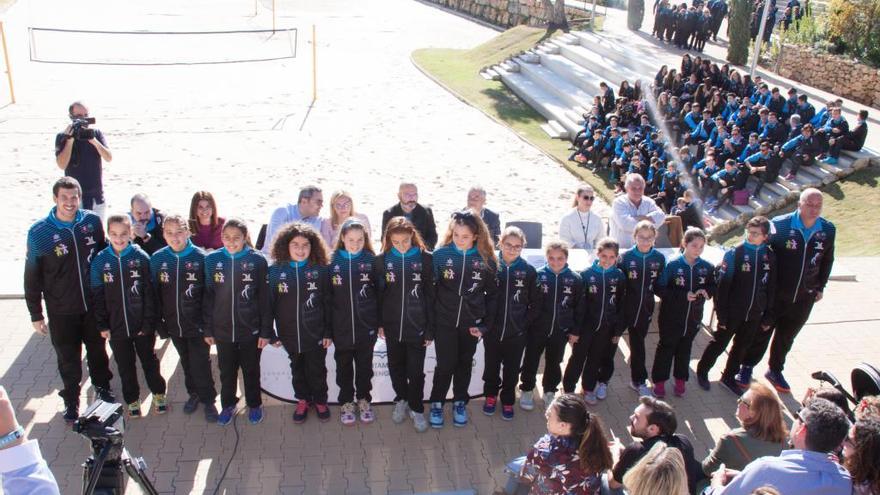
top-left (727, 0), bottom-right (752, 65)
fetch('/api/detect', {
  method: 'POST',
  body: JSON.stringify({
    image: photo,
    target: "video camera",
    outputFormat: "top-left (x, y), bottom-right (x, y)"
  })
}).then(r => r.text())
top-left (71, 116), bottom-right (97, 141)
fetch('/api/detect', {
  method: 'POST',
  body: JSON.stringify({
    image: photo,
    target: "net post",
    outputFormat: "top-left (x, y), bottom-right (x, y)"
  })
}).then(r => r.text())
top-left (0, 22), bottom-right (14, 104)
top-left (254, 0), bottom-right (257, 16)
top-left (272, 0), bottom-right (276, 33)
top-left (311, 24), bottom-right (316, 101)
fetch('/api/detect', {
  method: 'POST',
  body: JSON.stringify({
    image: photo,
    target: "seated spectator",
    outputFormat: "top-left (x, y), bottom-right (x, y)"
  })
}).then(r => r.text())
top-left (795, 94), bottom-right (816, 124)
top-left (670, 189), bottom-right (704, 231)
top-left (320, 190), bottom-right (371, 247)
top-left (655, 162), bottom-right (681, 213)
top-left (129, 193), bottom-right (166, 254)
top-left (466, 186), bottom-right (501, 245)
top-left (816, 107), bottom-right (849, 157)
top-left (706, 159), bottom-right (739, 213)
top-left (0, 386), bottom-right (61, 494)
top-left (743, 141), bottom-right (781, 198)
top-left (622, 442), bottom-right (688, 495)
top-left (825, 109), bottom-right (868, 165)
top-left (559, 185), bottom-right (604, 250)
top-left (707, 397), bottom-right (852, 494)
top-left (188, 191), bottom-right (224, 251)
top-left (759, 112), bottom-right (787, 145)
top-left (781, 123), bottom-right (822, 180)
top-left (843, 419), bottom-right (880, 495)
top-left (787, 113), bottom-right (803, 141)
top-left (381, 182), bottom-right (438, 250)
top-left (702, 382), bottom-right (788, 475)
top-left (264, 185), bottom-right (324, 255)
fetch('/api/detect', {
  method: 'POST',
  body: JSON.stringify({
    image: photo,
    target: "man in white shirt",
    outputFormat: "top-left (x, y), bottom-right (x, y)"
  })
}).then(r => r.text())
top-left (610, 174), bottom-right (666, 249)
top-left (263, 185), bottom-right (324, 255)
top-left (558, 184), bottom-right (605, 250)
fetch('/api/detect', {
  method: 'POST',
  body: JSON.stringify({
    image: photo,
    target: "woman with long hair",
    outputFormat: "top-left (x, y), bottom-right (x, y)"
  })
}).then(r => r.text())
top-left (844, 419), bottom-right (880, 495)
top-left (189, 191), bottom-right (224, 250)
top-left (623, 442), bottom-right (688, 495)
top-left (320, 190), bottom-right (371, 247)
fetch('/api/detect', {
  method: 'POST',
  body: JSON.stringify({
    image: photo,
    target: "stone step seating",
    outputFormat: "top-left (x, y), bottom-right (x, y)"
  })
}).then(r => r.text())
top-left (481, 30), bottom-right (878, 233)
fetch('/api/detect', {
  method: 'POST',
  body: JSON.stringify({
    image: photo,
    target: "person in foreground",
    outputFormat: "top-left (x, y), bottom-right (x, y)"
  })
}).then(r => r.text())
top-left (622, 442), bottom-right (688, 495)
top-left (0, 386), bottom-right (60, 494)
top-left (707, 397), bottom-right (852, 494)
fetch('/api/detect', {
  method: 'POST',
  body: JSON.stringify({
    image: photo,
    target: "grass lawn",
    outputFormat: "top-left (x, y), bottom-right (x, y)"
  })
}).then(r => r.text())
top-left (411, 26), bottom-right (619, 203)
top-left (713, 164), bottom-right (880, 255)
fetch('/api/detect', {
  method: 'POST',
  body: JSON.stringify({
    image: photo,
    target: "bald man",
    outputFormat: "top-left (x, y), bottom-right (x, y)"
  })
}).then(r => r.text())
top-left (736, 188), bottom-right (834, 393)
top-left (381, 183), bottom-right (438, 250)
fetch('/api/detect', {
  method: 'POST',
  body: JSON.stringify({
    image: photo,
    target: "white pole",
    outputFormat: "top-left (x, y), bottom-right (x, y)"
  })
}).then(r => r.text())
top-left (750, 0), bottom-right (772, 78)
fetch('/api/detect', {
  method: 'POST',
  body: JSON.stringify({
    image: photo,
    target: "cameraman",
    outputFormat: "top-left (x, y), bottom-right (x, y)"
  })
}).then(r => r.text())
top-left (0, 386), bottom-right (61, 494)
top-left (55, 101), bottom-right (112, 219)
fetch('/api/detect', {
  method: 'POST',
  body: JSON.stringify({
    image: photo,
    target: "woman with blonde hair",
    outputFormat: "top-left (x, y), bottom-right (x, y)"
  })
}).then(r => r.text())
top-left (623, 442), bottom-right (688, 495)
top-left (558, 184), bottom-right (604, 250)
top-left (702, 382), bottom-right (788, 474)
top-left (320, 190), bottom-right (371, 247)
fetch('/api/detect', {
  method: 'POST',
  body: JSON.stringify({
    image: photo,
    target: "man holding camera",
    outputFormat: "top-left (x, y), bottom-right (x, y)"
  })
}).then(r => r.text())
top-left (55, 101), bottom-right (112, 219)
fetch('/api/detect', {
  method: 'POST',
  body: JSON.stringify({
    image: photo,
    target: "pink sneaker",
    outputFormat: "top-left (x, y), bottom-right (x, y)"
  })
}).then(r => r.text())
top-left (653, 381), bottom-right (666, 398)
top-left (674, 379), bottom-right (686, 397)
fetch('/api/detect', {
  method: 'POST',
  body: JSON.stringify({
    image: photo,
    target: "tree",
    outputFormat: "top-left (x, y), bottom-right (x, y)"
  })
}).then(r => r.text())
top-left (828, 0), bottom-right (880, 66)
top-left (727, 0), bottom-right (752, 65)
top-left (542, 0), bottom-right (569, 31)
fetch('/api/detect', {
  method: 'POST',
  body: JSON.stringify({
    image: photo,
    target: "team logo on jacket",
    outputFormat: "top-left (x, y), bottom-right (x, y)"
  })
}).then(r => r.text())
top-left (443, 268), bottom-right (455, 280)
top-left (103, 272), bottom-right (114, 283)
top-left (305, 270), bottom-right (318, 280)
top-left (386, 272), bottom-right (395, 283)
top-left (161, 262), bottom-right (169, 270)
top-left (629, 270), bottom-right (639, 279)
top-left (54, 243), bottom-right (68, 257)
top-left (445, 258), bottom-right (454, 267)
top-left (741, 262), bottom-right (751, 272)
top-left (186, 272), bottom-right (197, 281)
top-left (214, 272), bottom-right (225, 283)
top-left (186, 261), bottom-right (199, 270)
top-left (242, 272), bottom-right (254, 282)
top-left (562, 285), bottom-right (572, 295)
top-left (359, 263), bottom-right (369, 271)
top-left (411, 262), bottom-right (422, 271)
top-left (333, 264), bottom-right (341, 272)
top-left (588, 284), bottom-right (598, 294)
top-left (306, 281), bottom-right (317, 291)
top-left (471, 271), bottom-right (482, 281)
top-left (514, 278), bottom-right (525, 288)
top-left (130, 270), bottom-right (141, 279)
top-left (360, 273), bottom-right (370, 282)
top-left (472, 260), bottom-right (482, 270)
top-left (814, 241), bottom-right (824, 251)
top-left (278, 282), bottom-right (289, 293)
top-left (541, 283), bottom-right (549, 293)
top-left (413, 272), bottom-right (421, 282)
top-left (332, 274), bottom-right (343, 286)
top-left (128, 259), bottom-right (141, 269)
top-left (216, 262), bottom-right (223, 269)
top-left (159, 272), bottom-right (170, 283)
top-left (675, 276), bottom-right (686, 287)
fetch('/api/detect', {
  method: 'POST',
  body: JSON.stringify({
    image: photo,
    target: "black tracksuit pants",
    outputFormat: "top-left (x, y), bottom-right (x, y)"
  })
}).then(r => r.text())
top-left (47, 311), bottom-right (113, 403)
top-left (652, 319), bottom-right (700, 383)
top-left (386, 339), bottom-right (426, 413)
top-left (563, 325), bottom-right (614, 393)
top-left (697, 317), bottom-right (762, 378)
top-left (626, 319), bottom-right (651, 384)
top-left (170, 335), bottom-right (217, 404)
top-left (743, 299), bottom-right (814, 373)
top-left (334, 339), bottom-right (376, 404)
top-left (520, 331), bottom-right (568, 393)
top-left (430, 324), bottom-right (479, 404)
top-left (217, 340), bottom-right (262, 409)
top-left (283, 344), bottom-right (328, 404)
top-left (108, 334), bottom-right (166, 405)
top-left (482, 332), bottom-right (526, 405)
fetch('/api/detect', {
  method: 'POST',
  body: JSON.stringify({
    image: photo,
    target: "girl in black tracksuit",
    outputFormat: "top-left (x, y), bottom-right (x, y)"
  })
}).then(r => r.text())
top-left (267, 222), bottom-right (332, 424)
top-left (203, 218), bottom-right (272, 425)
top-left (482, 227), bottom-right (540, 419)
top-left (375, 217), bottom-right (435, 430)
top-left (327, 219), bottom-right (381, 425)
top-left (429, 210), bottom-right (498, 428)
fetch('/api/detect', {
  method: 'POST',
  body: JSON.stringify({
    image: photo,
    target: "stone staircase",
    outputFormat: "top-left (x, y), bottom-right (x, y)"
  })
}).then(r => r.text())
top-left (480, 29), bottom-right (878, 234)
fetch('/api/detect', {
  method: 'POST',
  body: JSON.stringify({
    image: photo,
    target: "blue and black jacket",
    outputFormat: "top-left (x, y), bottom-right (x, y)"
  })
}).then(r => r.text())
top-left (269, 260), bottom-right (329, 354)
top-left (90, 243), bottom-right (156, 340)
top-left (715, 241), bottom-right (777, 327)
top-left (432, 245), bottom-right (498, 331)
top-left (782, 133), bottom-right (822, 157)
top-left (532, 265), bottom-right (583, 339)
top-left (657, 255), bottom-right (716, 333)
top-left (375, 247), bottom-right (435, 343)
top-left (203, 247), bottom-right (272, 343)
top-left (24, 208), bottom-right (105, 321)
top-left (150, 241), bottom-right (207, 339)
top-left (579, 261), bottom-right (627, 337)
top-left (619, 247), bottom-right (667, 330)
top-left (491, 254), bottom-right (540, 341)
top-left (327, 249), bottom-right (380, 350)
top-left (768, 212), bottom-right (835, 304)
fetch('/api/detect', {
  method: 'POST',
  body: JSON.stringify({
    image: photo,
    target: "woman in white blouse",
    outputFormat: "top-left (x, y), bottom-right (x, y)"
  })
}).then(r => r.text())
top-left (558, 184), bottom-right (604, 250)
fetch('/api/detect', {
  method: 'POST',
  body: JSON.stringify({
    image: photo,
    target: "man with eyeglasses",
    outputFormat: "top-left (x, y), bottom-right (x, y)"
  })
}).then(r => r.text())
top-left (559, 185), bottom-right (604, 250)
top-left (708, 397), bottom-right (852, 494)
top-left (381, 182), bottom-right (438, 250)
top-left (263, 185), bottom-right (324, 256)
top-left (610, 174), bottom-right (666, 249)
top-left (54, 101), bottom-right (112, 220)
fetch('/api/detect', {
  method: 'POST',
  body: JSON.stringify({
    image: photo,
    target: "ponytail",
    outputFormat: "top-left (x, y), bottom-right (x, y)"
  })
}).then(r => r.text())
top-left (552, 394), bottom-right (613, 473)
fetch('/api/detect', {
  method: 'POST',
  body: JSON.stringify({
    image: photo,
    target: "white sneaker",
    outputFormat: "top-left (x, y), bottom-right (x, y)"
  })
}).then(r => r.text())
top-left (357, 399), bottom-right (375, 423)
top-left (411, 411), bottom-right (428, 433)
top-left (630, 381), bottom-right (652, 397)
top-left (584, 391), bottom-right (598, 405)
top-left (391, 400), bottom-right (409, 424)
top-left (340, 402), bottom-right (357, 426)
top-left (542, 391), bottom-right (556, 408)
top-left (595, 382), bottom-right (608, 400)
top-left (519, 391), bottom-right (535, 411)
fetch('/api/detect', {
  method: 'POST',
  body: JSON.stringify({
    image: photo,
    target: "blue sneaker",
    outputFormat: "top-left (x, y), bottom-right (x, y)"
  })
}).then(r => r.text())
top-left (218, 406), bottom-right (236, 426)
top-left (501, 405), bottom-right (514, 421)
top-left (482, 396), bottom-right (497, 416)
top-left (248, 406), bottom-right (264, 425)
top-left (822, 156), bottom-right (838, 165)
top-left (453, 400), bottom-right (468, 427)
top-left (429, 402), bottom-right (444, 429)
top-left (765, 370), bottom-right (792, 393)
top-left (735, 365), bottom-right (753, 390)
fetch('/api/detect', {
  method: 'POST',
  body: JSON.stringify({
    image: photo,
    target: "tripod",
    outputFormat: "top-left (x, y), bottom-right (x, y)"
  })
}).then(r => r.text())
top-left (81, 440), bottom-right (158, 495)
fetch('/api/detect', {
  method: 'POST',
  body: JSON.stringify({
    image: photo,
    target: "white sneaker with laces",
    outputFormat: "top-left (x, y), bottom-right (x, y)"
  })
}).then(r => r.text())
top-left (340, 402), bottom-right (357, 426)
top-left (519, 391), bottom-right (535, 411)
top-left (542, 391), bottom-right (556, 408)
top-left (391, 400), bottom-right (409, 424)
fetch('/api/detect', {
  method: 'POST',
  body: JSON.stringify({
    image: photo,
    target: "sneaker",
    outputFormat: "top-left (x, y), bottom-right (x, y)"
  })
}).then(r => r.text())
top-left (315, 403), bottom-right (331, 422)
top-left (95, 386), bottom-right (115, 403)
top-left (483, 396), bottom-right (497, 416)
top-left (697, 372), bottom-right (711, 391)
top-left (542, 391), bottom-right (556, 408)
top-left (153, 394), bottom-right (168, 414)
top-left (293, 400), bottom-right (309, 424)
top-left (653, 381), bottom-right (666, 398)
top-left (674, 379), bottom-right (686, 397)
top-left (629, 381), bottom-right (652, 397)
top-left (501, 405), bottom-right (515, 421)
top-left (719, 375), bottom-right (744, 396)
top-left (452, 401), bottom-right (468, 427)
top-left (785, 172), bottom-right (796, 180)
top-left (204, 403), bottom-right (219, 423)
top-left (519, 391), bottom-right (535, 411)
top-left (584, 391), bottom-right (598, 405)
top-left (128, 402), bottom-right (142, 418)
top-left (429, 402), bottom-right (444, 429)
top-left (411, 411), bottom-right (429, 433)
top-left (357, 399), bottom-right (375, 424)
top-left (391, 400), bottom-right (410, 424)
top-left (824, 157), bottom-right (839, 165)
top-left (735, 365), bottom-right (753, 389)
top-left (218, 406), bottom-right (235, 426)
top-left (765, 370), bottom-right (792, 393)
top-left (340, 402), bottom-right (357, 426)
top-left (248, 406), bottom-right (263, 425)
top-left (595, 382), bottom-right (608, 400)
top-left (63, 399), bottom-right (79, 424)
top-left (183, 394), bottom-right (200, 415)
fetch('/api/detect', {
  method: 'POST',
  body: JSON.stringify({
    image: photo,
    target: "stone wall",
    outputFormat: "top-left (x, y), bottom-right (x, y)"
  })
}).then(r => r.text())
top-left (768, 44), bottom-right (880, 109)
top-left (423, 0), bottom-right (590, 28)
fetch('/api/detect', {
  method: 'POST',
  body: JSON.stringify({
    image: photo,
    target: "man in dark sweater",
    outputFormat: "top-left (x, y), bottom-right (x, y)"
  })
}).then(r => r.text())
top-left (129, 193), bottom-right (167, 255)
top-left (381, 182), bottom-right (438, 250)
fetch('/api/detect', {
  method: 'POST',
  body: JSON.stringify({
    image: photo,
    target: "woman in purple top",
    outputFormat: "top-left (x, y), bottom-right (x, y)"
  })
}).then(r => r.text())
top-left (189, 191), bottom-right (224, 251)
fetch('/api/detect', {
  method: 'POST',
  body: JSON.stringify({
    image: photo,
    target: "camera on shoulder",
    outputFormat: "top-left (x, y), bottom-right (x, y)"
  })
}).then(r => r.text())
top-left (71, 117), bottom-right (97, 140)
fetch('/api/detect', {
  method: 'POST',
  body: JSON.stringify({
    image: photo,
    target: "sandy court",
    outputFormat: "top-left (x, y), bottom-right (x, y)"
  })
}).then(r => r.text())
top-left (0, 0), bottom-right (604, 266)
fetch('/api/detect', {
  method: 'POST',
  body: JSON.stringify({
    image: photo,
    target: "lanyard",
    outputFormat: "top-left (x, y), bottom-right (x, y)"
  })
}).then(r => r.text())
top-left (577, 210), bottom-right (592, 247)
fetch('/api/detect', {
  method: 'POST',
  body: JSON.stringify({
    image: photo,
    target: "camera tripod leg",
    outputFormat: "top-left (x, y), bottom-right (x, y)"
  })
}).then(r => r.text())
top-left (121, 449), bottom-right (160, 495)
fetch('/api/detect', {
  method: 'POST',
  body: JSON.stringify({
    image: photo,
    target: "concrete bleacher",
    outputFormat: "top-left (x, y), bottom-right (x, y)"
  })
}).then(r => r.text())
top-left (482, 28), bottom-right (878, 233)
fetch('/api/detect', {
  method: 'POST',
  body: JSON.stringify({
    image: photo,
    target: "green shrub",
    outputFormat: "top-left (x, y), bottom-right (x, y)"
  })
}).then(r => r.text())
top-left (727, 0), bottom-right (752, 65)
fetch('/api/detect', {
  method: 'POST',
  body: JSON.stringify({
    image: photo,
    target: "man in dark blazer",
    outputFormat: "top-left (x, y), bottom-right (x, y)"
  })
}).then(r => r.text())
top-left (466, 186), bottom-right (501, 245)
top-left (381, 182), bottom-right (438, 250)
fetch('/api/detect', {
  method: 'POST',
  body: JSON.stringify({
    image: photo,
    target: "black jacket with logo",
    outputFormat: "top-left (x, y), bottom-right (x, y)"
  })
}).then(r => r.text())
top-left (327, 249), bottom-right (380, 350)
top-left (269, 260), bottom-right (329, 354)
top-left (150, 241), bottom-right (207, 339)
top-left (203, 247), bottom-right (272, 343)
top-left (90, 244), bottom-right (156, 340)
top-left (375, 248), bottom-right (435, 343)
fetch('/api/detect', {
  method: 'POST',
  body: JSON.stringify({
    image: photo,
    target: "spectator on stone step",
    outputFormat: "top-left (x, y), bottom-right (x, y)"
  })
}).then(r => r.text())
top-left (787, 113), bottom-right (803, 141)
top-left (795, 94), bottom-right (816, 124)
top-left (811, 98), bottom-right (843, 128)
top-left (705, 159), bottom-right (739, 213)
top-left (825, 109), bottom-right (869, 164)
top-left (670, 189), bottom-right (704, 231)
top-left (744, 141), bottom-right (781, 198)
top-left (759, 112), bottom-right (787, 146)
top-left (600, 82), bottom-right (616, 116)
top-left (781, 123), bottom-right (822, 180)
top-left (816, 107), bottom-right (849, 161)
